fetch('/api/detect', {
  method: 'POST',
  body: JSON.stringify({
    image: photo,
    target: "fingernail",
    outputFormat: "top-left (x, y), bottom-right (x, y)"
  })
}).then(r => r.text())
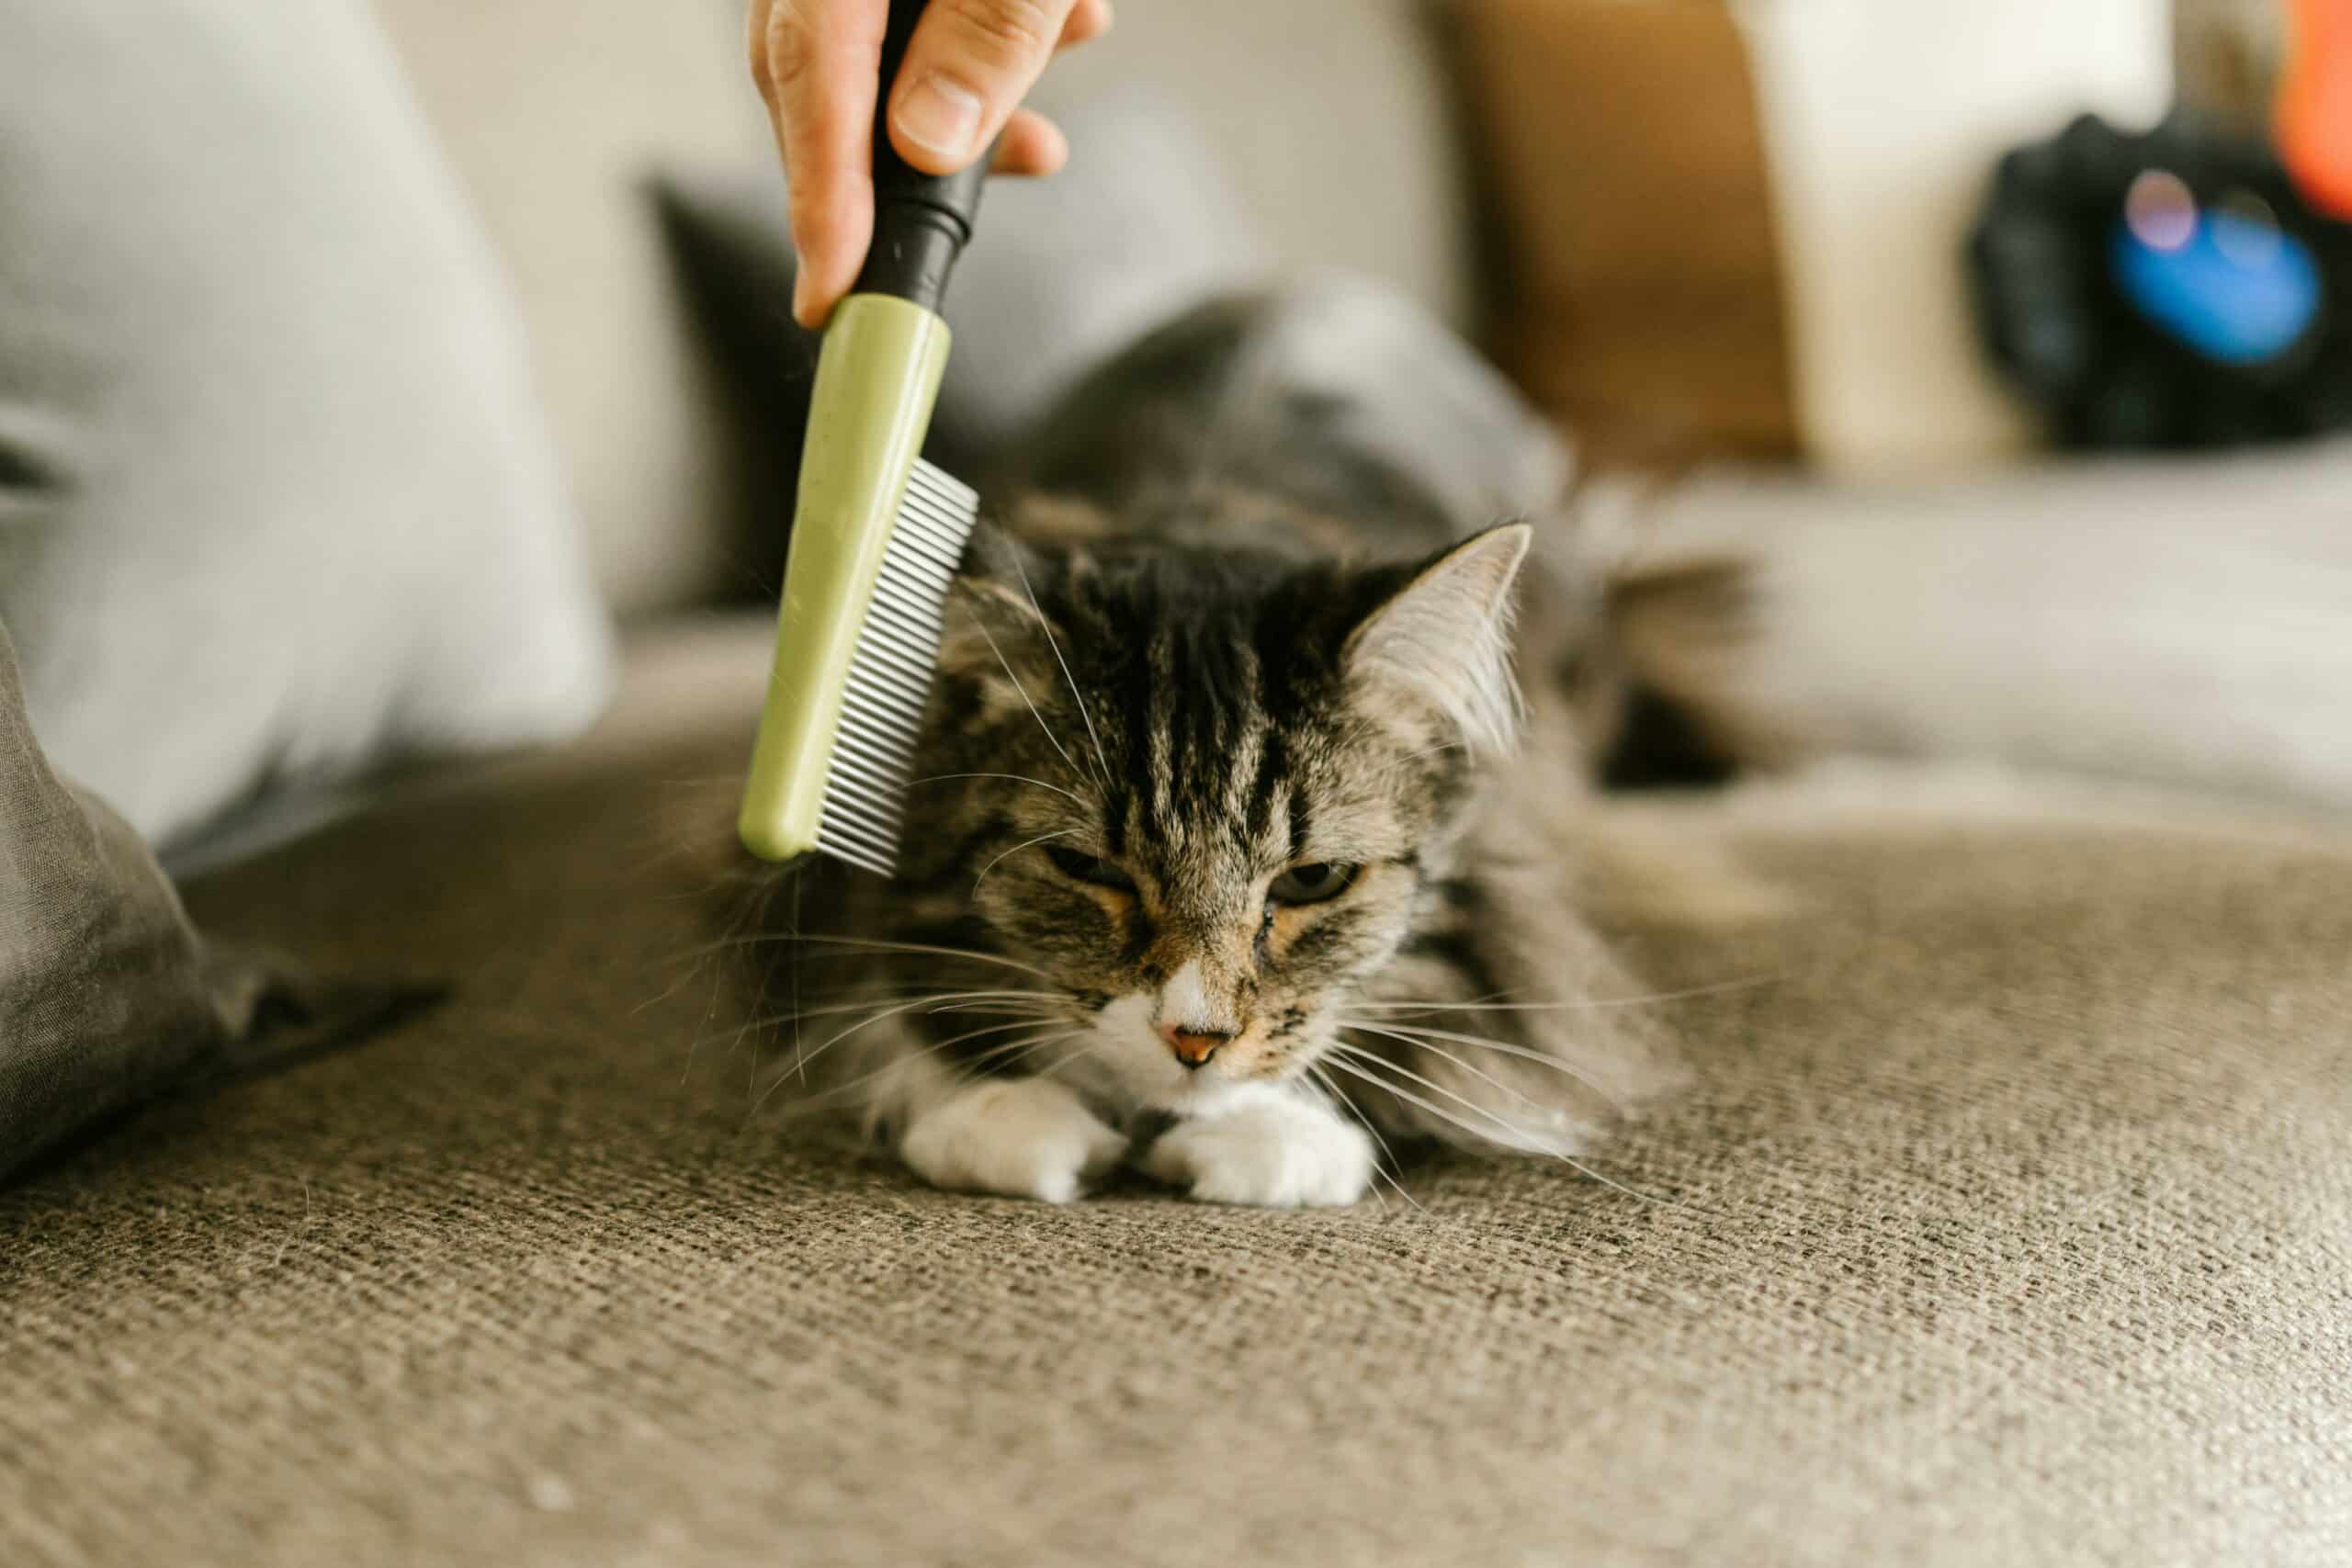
top-left (895, 72), bottom-right (984, 159)
top-left (791, 268), bottom-right (815, 327)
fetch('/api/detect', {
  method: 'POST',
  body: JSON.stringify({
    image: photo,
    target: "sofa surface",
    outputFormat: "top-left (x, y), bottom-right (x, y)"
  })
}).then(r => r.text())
top-left (6, 620), bottom-right (2346, 1568)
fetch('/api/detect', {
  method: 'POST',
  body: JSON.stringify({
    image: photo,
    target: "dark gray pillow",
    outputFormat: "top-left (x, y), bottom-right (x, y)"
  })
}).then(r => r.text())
top-left (0, 618), bottom-right (396, 1182)
top-left (0, 0), bottom-right (612, 856)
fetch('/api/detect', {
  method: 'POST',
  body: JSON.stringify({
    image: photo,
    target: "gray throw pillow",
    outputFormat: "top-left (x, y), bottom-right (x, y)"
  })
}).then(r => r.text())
top-left (0, 617), bottom-right (398, 1183)
top-left (0, 0), bottom-right (612, 855)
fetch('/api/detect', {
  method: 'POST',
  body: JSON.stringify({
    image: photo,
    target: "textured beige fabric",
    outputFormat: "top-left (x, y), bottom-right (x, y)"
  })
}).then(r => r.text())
top-left (5, 620), bottom-right (2347, 1567)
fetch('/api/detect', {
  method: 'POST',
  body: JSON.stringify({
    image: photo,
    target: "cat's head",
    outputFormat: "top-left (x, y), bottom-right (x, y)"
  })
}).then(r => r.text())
top-left (895, 513), bottom-right (1532, 1114)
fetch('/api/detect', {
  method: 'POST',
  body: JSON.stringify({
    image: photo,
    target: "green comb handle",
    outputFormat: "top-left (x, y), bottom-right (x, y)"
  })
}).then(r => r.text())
top-left (738, 295), bottom-right (950, 863)
top-left (739, 0), bottom-right (987, 864)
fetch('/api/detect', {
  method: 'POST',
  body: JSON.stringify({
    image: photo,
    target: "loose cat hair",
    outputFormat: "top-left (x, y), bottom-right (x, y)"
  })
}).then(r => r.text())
top-left (751, 286), bottom-right (1684, 1206)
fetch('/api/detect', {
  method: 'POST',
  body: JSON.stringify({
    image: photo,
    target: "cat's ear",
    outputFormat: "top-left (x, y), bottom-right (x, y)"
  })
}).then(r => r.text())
top-left (1343, 523), bottom-right (1532, 753)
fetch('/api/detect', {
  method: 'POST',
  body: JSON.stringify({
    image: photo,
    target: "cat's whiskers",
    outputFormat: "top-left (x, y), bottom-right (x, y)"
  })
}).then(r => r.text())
top-left (761, 1023), bottom-right (1089, 1117)
top-left (742, 1006), bottom-right (1067, 1069)
top-left (908, 771), bottom-right (1090, 809)
top-left (966, 600), bottom-right (1094, 801)
top-left (737, 942), bottom-right (1075, 1089)
top-left (1006, 1043), bottom-right (1125, 1122)
top-left (1305, 1061), bottom-right (1416, 1213)
top-left (1351, 973), bottom-right (1783, 1015)
top-left (972, 828), bottom-right (1080, 897)
top-left (754, 988), bottom-right (1069, 1029)
top-left (963, 1033), bottom-right (1093, 1086)
top-left (1323, 1046), bottom-right (1680, 1209)
top-left (1360, 987), bottom-right (1522, 1019)
top-left (702, 932), bottom-right (1061, 986)
top-left (646, 856), bottom-right (781, 1089)
top-left (1336, 1016), bottom-right (1625, 1110)
top-left (752, 978), bottom-right (1041, 1009)
top-left (766, 1017), bottom-right (1076, 1104)
top-left (779, 865), bottom-right (806, 1089)
top-left (773, 989), bottom-right (1058, 1086)
top-left (1008, 546), bottom-right (1114, 793)
top-left (1337, 1020), bottom-right (1615, 1118)
top-left (1323, 1047), bottom-right (1529, 1155)
top-left (915, 999), bottom-right (1071, 1018)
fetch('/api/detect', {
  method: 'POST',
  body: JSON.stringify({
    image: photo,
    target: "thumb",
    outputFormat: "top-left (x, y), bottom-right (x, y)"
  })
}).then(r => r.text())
top-left (887, 0), bottom-right (1078, 174)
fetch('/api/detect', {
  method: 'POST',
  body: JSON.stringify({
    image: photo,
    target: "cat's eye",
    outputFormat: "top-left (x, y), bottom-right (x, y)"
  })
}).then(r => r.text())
top-left (1045, 844), bottom-right (1136, 891)
top-left (1268, 862), bottom-right (1357, 906)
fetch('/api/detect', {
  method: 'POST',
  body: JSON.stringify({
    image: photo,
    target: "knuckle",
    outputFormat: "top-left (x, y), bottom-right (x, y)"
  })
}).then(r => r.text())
top-left (758, 6), bottom-right (821, 96)
top-left (938, 0), bottom-right (1060, 69)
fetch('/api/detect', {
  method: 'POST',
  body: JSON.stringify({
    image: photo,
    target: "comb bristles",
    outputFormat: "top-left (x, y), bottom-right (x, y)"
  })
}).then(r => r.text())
top-left (884, 503), bottom-right (965, 554)
top-left (812, 457), bottom-right (980, 877)
top-left (858, 587), bottom-right (946, 631)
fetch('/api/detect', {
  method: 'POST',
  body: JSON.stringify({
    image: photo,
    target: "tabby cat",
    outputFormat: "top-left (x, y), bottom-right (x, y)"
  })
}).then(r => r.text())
top-left (755, 285), bottom-right (1680, 1206)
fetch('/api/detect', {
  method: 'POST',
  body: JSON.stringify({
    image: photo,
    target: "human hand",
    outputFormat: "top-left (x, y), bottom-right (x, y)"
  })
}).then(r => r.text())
top-left (749, 0), bottom-right (1114, 328)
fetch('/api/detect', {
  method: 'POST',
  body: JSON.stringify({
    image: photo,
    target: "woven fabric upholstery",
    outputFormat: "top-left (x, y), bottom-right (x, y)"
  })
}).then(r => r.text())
top-left (5, 621), bottom-right (2346, 1568)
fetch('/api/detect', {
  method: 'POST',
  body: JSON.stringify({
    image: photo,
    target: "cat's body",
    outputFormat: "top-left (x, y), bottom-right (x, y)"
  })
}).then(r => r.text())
top-left (756, 286), bottom-right (1677, 1206)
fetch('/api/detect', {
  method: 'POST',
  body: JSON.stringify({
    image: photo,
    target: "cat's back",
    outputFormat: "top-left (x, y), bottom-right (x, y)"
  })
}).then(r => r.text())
top-left (986, 281), bottom-right (1572, 569)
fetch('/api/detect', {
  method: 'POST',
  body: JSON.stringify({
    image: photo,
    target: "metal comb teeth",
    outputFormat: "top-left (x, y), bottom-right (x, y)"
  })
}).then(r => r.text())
top-left (811, 457), bottom-right (980, 876)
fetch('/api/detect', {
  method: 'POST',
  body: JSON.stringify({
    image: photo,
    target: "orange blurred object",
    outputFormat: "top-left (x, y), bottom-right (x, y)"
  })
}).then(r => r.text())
top-left (2276, 0), bottom-right (2352, 218)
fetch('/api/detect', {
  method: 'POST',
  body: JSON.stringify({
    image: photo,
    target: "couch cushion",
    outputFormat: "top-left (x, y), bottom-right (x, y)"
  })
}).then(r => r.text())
top-left (3, 620), bottom-right (2346, 1567)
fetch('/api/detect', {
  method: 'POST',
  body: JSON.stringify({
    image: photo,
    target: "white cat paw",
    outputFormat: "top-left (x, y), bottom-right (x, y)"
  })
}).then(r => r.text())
top-left (899, 1077), bottom-right (1127, 1203)
top-left (1139, 1093), bottom-right (1374, 1208)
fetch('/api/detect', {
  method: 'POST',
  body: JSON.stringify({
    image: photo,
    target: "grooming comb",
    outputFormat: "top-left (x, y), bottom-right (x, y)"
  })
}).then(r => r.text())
top-left (739, 0), bottom-right (988, 874)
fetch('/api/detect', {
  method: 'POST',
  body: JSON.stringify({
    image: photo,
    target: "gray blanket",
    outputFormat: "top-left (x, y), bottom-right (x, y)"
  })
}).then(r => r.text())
top-left (0, 618), bottom-right (253, 1178)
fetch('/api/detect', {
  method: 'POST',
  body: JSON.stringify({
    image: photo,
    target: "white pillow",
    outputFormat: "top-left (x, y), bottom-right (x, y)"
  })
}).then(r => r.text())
top-left (0, 0), bottom-right (611, 852)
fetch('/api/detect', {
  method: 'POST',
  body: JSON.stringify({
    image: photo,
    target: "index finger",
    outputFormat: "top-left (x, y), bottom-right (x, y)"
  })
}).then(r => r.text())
top-left (752, 0), bottom-right (891, 327)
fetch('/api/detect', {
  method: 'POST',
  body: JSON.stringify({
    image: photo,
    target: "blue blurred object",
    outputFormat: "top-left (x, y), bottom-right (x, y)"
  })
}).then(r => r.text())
top-left (1970, 113), bottom-right (2352, 450)
top-left (2110, 210), bottom-right (2324, 366)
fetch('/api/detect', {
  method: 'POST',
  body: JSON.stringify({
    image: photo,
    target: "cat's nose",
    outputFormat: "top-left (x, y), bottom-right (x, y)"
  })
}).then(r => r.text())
top-left (1157, 1022), bottom-right (1234, 1070)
